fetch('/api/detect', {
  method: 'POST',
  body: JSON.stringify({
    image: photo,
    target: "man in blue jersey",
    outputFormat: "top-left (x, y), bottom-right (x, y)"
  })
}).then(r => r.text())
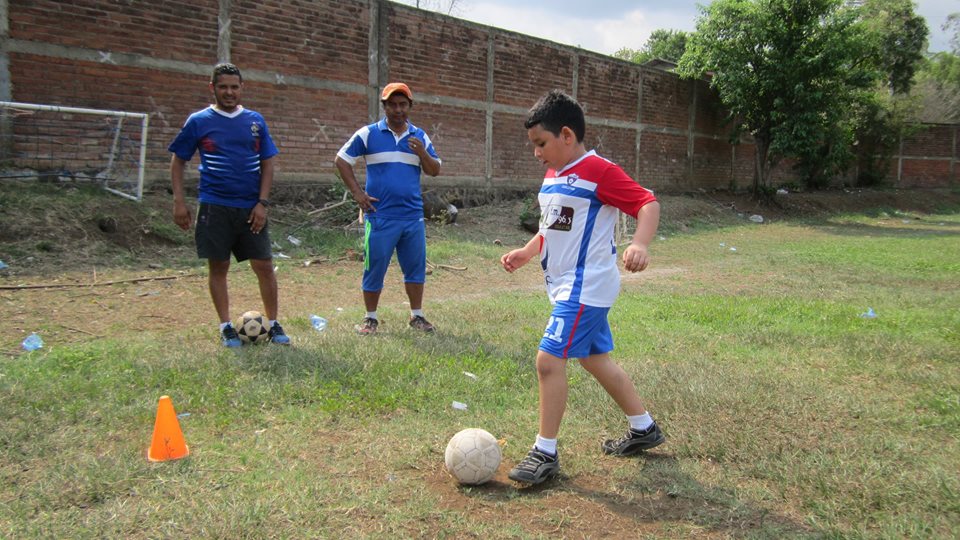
top-left (334, 82), bottom-right (442, 335)
top-left (169, 63), bottom-right (291, 348)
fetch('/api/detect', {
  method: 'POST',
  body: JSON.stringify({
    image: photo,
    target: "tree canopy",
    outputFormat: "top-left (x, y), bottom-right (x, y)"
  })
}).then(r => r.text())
top-left (675, 0), bottom-right (928, 194)
top-left (614, 29), bottom-right (688, 64)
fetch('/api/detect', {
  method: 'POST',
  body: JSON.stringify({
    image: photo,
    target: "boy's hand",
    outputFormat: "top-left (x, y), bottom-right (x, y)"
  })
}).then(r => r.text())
top-left (501, 249), bottom-right (532, 273)
top-left (622, 243), bottom-right (650, 272)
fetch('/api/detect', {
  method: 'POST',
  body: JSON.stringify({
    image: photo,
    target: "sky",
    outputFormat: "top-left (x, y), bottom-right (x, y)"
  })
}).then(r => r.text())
top-left (393, 0), bottom-right (957, 55)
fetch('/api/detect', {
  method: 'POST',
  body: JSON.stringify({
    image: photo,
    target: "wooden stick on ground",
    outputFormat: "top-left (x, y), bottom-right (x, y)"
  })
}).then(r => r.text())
top-left (0, 273), bottom-right (201, 291)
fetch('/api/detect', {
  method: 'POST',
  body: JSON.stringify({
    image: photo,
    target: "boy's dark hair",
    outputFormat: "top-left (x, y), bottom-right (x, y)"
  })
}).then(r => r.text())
top-left (211, 63), bottom-right (242, 84)
top-left (524, 90), bottom-right (585, 142)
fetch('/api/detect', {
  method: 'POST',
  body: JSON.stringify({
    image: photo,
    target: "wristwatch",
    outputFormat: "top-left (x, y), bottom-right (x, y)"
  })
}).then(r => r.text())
top-left (258, 199), bottom-right (271, 207)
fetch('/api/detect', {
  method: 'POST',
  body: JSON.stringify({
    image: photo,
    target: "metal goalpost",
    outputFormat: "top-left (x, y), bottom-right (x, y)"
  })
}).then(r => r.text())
top-left (0, 101), bottom-right (149, 201)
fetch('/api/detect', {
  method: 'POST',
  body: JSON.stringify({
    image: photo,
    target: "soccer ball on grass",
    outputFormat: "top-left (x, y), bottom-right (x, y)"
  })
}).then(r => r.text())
top-left (235, 310), bottom-right (270, 344)
top-left (444, 428), bottom-right (501, 485)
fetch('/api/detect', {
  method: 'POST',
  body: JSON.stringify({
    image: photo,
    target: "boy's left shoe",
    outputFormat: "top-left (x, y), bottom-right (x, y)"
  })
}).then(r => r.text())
top-left (268, 321), bottom-right (291, 345)
top-left (602, 422), bottom-right (665, 456)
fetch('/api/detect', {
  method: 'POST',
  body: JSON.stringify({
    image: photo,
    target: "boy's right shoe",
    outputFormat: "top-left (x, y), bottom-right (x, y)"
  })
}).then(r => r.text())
top-left (601, 422), bottom-right (665, 456)
top-left (221, 325), bottom-right (242, 348)
top-left (355, 317), bottom-right (379, 335)
top-left (508, 447), bottom-right (560, 485)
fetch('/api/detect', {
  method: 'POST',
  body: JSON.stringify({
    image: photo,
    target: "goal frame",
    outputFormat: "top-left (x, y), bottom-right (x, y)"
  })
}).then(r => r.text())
top-left (0, 100), bottom-right (149, 201)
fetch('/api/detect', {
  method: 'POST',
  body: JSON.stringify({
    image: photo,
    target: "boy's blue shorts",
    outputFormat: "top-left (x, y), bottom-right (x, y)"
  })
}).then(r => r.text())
top-left (538, 300), bottom-right (614, 359)
top-left (361, 215), bottom-right (426, 292)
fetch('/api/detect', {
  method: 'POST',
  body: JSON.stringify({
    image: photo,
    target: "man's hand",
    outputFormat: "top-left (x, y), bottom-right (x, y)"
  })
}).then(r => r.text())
top-left (622, 243), bottom-right (650, 272)
top-left (352, 191), bottom-right (379, 213)
top-left (173, 201), bottom-right (192, 231)
top-left (248, 203), bottom-right (267, 234)
top-left (407, 135), bottom-right (426, 156)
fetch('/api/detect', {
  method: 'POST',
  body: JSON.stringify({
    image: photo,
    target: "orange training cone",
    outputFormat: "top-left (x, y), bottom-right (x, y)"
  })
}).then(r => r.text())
top-left (147, 395), bottom-right (190, 462)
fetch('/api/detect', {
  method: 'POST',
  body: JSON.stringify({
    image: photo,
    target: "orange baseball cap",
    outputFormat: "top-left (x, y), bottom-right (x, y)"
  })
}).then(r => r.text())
top-left (381, 82), bottom-right (413, 101)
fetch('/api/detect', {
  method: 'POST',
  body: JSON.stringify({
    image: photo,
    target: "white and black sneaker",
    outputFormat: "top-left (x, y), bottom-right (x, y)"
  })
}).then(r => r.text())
top-left (508, 447), bottom-right (560, 485)
top-left (601, 422), bottom-right (665, 456)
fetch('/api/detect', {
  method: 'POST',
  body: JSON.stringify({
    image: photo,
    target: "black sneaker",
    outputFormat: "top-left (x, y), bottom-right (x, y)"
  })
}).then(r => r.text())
top-left (508, 447), bottom-right (560, 485)
top-left (355, 317), bottom-right (379, 335)
top-left (601, 422), bottom-right (665, 456)
top-left (408, 315), bottom-right (435, 333)
top-left (268, 321), bottom-right (291, 345)
top-left (221, 325), bottom-right (242, 348)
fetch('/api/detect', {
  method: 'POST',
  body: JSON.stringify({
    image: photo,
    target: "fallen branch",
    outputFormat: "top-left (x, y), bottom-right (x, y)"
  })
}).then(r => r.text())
top-left (0, 273), bottom-right (201, 291)
top-left (426, 259), bottom-right (467, 271)
top-left (60, 324), bottom-right (103, 337)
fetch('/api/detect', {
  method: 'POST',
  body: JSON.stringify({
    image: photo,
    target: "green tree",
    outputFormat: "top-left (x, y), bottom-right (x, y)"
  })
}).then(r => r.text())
top-left (677, 0), bottom-right (882, 195)
top-left (860, 0), bottom-right (928, 94)
top-left (614, 29), bottom-right (688, 64)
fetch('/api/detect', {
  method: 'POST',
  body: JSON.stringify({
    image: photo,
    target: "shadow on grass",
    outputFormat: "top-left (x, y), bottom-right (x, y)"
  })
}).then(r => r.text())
top-left (445, 453), bottom-right (818, 538)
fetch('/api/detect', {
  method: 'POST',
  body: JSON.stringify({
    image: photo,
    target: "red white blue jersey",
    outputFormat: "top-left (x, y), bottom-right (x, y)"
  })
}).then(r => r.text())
top-left (537, 150), bottom-right (657, 307)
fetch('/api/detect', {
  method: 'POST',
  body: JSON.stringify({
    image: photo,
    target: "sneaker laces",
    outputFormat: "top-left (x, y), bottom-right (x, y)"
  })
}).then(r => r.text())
top-left (222, 325), bottom-right (240, 340)
top-left (270, 322), bottom-right (286, 336)
top-left (515, 449), bottom-right (554, 474)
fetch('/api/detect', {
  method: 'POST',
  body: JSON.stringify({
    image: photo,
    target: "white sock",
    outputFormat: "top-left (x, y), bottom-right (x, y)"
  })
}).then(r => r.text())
top-left (411, 309), bottom-right (424, 318)
top-left (534, 434), bottom-right (557, 456)
top-left (628, 412), bottom-right (654, 432)
top-left (269, 320), bottom-right (277, 328)
top-left (219, 321), bottom-right (232, 331)
top-left (366, 312), bottom-right (378, 320)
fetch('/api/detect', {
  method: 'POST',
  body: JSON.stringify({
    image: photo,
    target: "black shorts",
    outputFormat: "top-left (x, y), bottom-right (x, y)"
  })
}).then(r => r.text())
top-left (195, 203), bottom-right (273, 262)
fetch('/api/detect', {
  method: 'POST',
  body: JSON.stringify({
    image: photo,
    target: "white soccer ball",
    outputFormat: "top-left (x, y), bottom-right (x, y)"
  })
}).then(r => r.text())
top-left (444, 428), bottom-right (501, 485)
top-left (235, 310), bottom-right (270, 344)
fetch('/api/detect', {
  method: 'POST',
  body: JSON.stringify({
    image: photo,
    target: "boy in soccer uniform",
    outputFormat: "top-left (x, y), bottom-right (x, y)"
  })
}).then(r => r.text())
top-left (335, 82), bottom-right (442, 335)
top-left (169, 63), bottom-right (290, 347)
top-left (500, 90), bottom-right (664, 485)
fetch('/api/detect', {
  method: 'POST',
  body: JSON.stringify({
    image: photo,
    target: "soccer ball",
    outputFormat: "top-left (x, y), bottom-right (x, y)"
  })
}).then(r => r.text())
top-left (444, 428), bottom-right (501, 485)
top-left (235, 310), bottom-right (270, 344)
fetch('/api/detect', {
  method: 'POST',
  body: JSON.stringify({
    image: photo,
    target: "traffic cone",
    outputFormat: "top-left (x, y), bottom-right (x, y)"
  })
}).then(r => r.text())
top-left (147, 395), bottom-right (190, 462)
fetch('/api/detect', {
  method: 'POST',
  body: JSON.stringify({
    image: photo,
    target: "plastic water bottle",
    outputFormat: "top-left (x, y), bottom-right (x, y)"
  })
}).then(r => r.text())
top-left (22, 333), bottom-right (43, 351)
top-left (310, 315), bottom-right (327, 332)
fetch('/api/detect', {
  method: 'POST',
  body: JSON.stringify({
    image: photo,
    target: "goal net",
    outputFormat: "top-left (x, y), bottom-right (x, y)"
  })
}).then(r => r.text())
top-left (0, 101), bottom-right (149, 201)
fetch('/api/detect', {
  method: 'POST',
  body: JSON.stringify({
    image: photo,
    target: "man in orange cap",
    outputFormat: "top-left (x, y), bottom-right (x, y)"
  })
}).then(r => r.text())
top-left (335, 82), bottom-right (442, 335)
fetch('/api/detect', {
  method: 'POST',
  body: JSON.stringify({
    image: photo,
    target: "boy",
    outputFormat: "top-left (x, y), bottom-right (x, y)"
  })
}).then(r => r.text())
top-left (500, 90), bottom-right (664, 485)
top-left (169, 63), bottom-right (290, 347)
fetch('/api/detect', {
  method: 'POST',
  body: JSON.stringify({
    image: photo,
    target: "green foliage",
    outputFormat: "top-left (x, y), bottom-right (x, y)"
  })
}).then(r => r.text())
top-left (860, 0), bottom-right (929, 94)
top-left (914, 51), bottom-right (960, 123)
top-left (677, 0), bottom-right (929, 195)
top-left (613, 29), bottom-right (688, 64)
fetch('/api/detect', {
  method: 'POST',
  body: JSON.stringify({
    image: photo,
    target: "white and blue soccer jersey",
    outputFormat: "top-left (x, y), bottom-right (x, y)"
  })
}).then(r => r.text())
top-left (537, 150), bottom-right (657, 307)
top-left (336, 119), bottom-right (440, 220)
top-left (168, 106), bottom-right (278, 208)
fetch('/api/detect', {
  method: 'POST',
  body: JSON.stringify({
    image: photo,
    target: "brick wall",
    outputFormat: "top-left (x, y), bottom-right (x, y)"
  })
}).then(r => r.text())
top-left (1, 0), bottom-right (955, 194)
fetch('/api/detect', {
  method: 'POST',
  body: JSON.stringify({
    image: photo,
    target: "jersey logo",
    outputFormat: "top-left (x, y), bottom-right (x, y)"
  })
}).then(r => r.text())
top-left (542, 204), bottom-right (574, 231)
top-left (566, 173), bottom-right (579, 186)
top-left (250, 123), bottom-right (260, 138)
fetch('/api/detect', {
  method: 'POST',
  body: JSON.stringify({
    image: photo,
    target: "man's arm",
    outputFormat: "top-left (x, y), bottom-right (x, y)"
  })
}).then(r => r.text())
top-left (406, 136), bottom-right (440, 177)
top-left (247, 156), bottom-right (275, 234)
top-left (170, 155), bottom-right (192, 231)
top-left (335, 156), bottom-right (378, 212)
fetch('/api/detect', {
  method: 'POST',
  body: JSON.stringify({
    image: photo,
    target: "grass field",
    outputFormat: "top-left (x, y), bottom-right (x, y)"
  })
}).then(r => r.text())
top-left (1, 185), bottom-right (959, 538)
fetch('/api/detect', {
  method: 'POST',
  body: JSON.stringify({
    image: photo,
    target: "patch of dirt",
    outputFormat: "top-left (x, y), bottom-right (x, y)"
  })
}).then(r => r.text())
top-left (2, 184), bottom-right (958, 354)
